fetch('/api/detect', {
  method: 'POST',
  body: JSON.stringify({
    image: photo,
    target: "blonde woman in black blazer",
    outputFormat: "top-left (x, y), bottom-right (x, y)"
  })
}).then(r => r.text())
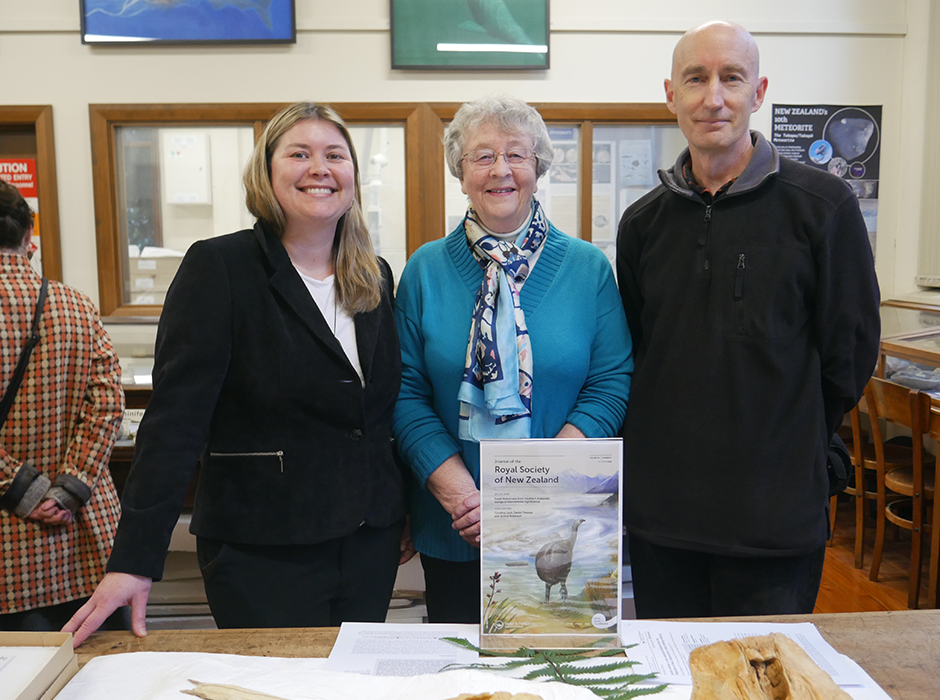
top-left (65, 103), bottom-right (410, 645)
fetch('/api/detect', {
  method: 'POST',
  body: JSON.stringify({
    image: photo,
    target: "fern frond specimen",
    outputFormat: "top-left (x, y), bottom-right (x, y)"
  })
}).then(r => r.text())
top-left (442, 638), bottom-right (666, 700)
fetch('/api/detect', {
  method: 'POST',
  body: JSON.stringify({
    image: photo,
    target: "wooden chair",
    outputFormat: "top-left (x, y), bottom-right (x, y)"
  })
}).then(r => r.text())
top-left (865, 377), bottom-right (936, 609)
top-left (830, 403), bottom-right (912, 569)
top-left (930, 459), bottom-right (940, 608)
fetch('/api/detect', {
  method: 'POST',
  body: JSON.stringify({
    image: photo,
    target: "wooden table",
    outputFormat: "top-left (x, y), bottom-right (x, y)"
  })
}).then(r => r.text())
top-left (696, 611), bottom-right (940, 700)
top-left (74, 611), bottom-right (940, 700)
top-left (75, 626), bottom-right (339, 667)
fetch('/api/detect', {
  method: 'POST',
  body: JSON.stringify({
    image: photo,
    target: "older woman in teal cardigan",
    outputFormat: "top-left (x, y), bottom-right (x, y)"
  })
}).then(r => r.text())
top-left (393, 94), bottom-right (633, 623)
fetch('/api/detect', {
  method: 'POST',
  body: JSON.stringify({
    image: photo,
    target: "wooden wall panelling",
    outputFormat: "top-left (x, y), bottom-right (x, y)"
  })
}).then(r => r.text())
top-left (579, 120), bottom-right (595, 242)
top-left (406, 104), bottom-right (445, 255)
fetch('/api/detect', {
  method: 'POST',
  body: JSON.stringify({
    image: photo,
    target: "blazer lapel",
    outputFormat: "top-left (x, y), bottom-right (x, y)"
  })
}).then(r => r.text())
top-left (254, 222), bottom-right (350, 367)
top-left (354, 306), bottom-right (379, 384)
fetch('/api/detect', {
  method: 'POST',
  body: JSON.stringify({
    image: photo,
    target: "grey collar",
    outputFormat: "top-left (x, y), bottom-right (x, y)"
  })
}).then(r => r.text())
top-left (660, 131), bottom-right (781, 200)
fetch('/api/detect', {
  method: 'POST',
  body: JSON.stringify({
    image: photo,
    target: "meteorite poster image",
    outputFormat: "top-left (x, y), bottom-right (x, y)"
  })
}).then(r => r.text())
top-left (771, 104), bottom-right (881, 253)
top-left (479, 439), bottom-right (622, 648)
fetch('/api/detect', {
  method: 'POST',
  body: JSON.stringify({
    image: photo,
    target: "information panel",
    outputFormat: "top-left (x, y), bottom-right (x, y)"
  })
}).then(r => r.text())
top-left (771, 103), bottom-right (882, 253)
top-left (0, 158), bottom-right (42, 275)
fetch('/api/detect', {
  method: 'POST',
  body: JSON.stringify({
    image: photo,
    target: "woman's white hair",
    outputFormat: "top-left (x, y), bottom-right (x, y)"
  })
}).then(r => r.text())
top-left (444, 94), bottom-right (553, 181)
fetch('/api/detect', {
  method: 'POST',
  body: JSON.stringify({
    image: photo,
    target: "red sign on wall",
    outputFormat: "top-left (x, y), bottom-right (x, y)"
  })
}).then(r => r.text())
top-left (0, 158), bottom-right (38, 198)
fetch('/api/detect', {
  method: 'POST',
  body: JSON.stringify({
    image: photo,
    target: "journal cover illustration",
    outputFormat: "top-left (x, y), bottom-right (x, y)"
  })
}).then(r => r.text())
top-left (479, 439), bottom-right (622, 643)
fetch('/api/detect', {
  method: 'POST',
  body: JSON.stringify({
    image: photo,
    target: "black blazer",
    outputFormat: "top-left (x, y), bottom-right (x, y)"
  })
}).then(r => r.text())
top-left (108, 222), bottom-right (404, 580)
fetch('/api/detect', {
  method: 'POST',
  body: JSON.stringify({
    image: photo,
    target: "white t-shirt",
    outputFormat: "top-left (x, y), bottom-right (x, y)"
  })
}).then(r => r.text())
top-left (297, 272), bottom-right (364, 386)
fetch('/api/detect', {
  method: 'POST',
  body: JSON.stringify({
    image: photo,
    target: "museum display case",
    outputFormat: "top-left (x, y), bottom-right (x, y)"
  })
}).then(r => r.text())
top-left (879, 301), bottom-right (940, 399)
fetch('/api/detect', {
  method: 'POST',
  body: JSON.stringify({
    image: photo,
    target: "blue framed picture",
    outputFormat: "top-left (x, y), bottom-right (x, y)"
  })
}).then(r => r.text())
top-left (80, 0), bottom-right (296, 45)
top-left (391, 0), bottom-right (549, 70)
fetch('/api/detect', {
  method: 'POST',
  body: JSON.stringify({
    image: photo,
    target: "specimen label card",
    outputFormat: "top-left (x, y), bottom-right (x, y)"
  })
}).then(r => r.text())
top-left (479, 438), bottom-right (622, 649)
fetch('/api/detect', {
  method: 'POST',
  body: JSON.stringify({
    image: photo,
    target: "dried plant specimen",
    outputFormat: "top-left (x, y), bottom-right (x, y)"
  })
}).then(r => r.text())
top-left (447, 694), bottom-right (544, 700)
top-left (182, 680), bottom-right (291, 700)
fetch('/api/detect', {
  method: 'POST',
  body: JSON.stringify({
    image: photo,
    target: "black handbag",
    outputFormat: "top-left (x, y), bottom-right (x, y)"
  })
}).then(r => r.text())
top-left (0, 278), bottom-right (48, 429)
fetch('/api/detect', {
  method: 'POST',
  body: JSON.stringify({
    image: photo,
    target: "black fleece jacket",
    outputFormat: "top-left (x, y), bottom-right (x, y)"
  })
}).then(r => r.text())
top-left (616, 132), bottom-right (880, 557)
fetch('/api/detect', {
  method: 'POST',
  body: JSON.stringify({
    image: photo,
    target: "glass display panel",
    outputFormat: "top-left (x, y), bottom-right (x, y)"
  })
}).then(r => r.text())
top-left (114, 124), bottom-right (407, 310)
top-left (109, 124), bottom-right (407, 384)
top-left (590, 124), bottom-right (685, 267)
top-left (879, 305), bottom-right (940, 399)
top-left (880, 304), bottom-right (940, 338)
top-left (116, 125), bottom-right (256, 306)
top-left (445, 125), bottom-right (580, 238)
top-left (349, 126), bottom-right (407, 284)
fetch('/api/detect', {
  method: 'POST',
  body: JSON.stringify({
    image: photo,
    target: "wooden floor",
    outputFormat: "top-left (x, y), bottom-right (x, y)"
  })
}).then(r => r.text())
top-left (815, 494), bottom-right (932, 613)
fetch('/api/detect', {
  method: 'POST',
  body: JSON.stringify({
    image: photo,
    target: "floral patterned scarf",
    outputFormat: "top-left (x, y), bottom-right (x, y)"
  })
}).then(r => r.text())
top-left (457, 199), bottom-right (548, 441)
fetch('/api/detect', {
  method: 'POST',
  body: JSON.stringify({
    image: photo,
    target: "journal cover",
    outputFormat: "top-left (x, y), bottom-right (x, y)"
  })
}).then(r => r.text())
top-left (479, 438), bottom-right (622, 650)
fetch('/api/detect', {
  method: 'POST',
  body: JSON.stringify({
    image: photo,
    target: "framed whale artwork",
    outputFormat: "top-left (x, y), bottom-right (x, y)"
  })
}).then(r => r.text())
top-left (391, 0), bottom-right (549, 70)
top-left (80, 0), bottom-right (296, 45)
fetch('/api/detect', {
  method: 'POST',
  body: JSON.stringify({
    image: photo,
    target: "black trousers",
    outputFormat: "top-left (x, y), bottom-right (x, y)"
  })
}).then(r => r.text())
top-left (628, 531), bottom-right (826, 619)
top-left (420, 554), bottom-right (480, 624)
top-left (196, 520), bottom-right (404, 628)
top-left (0, 597), bottom-right (130, 632)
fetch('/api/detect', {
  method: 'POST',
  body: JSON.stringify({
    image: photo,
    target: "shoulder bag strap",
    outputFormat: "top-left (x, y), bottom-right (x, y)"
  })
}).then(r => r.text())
top-left (0, 277), bottom-right (49, 429)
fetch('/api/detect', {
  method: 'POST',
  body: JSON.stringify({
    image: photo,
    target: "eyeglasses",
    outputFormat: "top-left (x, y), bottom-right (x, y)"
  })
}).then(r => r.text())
top-left (462, 148), bottom-right (537, 169)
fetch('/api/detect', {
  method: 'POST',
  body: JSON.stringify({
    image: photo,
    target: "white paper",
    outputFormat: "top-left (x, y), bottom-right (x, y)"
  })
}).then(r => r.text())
top-left (619, 620), bottom-right (869, 686)
top-left (52, 642), bottom-right (893, 700)
top-left (324, 622), bottom-right (479, 676)
top-left (0, 646), bottom-right (59, 700)
top-left (55, 651), bottom-right (598, 700)
top-left (619, 139), bottom-right (654, 186)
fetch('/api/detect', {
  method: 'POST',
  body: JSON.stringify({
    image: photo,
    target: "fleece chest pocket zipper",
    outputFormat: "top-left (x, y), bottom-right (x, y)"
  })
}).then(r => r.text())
top-left (209, 450), bottom-right (284, 473)
top-left (733, 253), bottom-right (747, 334)
top-left (700, 205), bottom-right (713, 272)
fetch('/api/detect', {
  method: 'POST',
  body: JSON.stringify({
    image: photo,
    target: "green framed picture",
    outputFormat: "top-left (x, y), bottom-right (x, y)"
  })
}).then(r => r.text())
top-left (391, 0), bottom-right (549, 70)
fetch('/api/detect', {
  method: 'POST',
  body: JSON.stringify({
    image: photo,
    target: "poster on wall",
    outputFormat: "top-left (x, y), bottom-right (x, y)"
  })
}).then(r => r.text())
top-left (479, 438), bottom-right (622, 650)
top-left (391, 0), bottom-right (549, 69)
top-left (0, 158), bottom-right (42, 275)
top-left (771, 104), bottom-right (881, 254)
top-left (80, 0), bottom-right (296, 44)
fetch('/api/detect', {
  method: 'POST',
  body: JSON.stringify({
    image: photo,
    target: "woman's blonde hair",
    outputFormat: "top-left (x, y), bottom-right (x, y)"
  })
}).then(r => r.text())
top-left (244, 102), bottom-right (382, 314)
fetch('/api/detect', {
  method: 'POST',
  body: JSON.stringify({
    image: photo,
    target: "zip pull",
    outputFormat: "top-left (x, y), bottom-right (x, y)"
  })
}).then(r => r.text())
top-left (734, 253), bottom-right (746, 299)
top-left (698, 205), bottom-right (712, 246)
top-left (276, 450), bottom-right (284, 473)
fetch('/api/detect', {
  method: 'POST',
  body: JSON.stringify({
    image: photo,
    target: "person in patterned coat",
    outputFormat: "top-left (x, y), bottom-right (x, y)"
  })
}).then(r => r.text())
top-left (0, 180), bottom-right (126, 631)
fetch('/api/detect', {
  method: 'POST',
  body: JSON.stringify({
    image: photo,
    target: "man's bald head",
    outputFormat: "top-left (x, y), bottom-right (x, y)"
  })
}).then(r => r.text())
top-left (664, 20), bottom-right (768, 168)
top-left (671, 21), bottom-right (760, 83)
